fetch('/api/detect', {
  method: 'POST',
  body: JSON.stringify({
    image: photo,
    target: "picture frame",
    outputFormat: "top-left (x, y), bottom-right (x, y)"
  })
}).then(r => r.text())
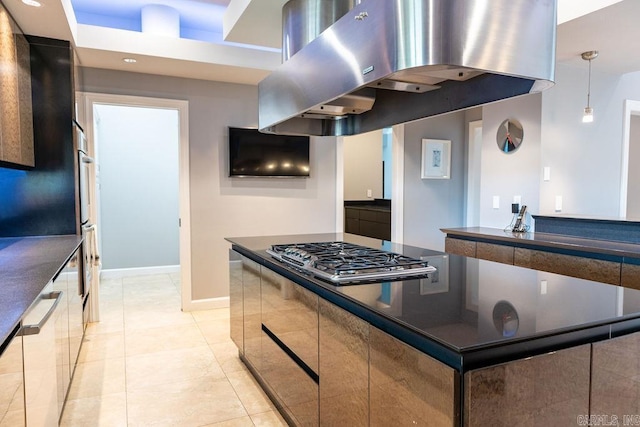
top-left (419, 255), bottom-right (449, 295)
top-left (421, 139), bottom-right (451, 179)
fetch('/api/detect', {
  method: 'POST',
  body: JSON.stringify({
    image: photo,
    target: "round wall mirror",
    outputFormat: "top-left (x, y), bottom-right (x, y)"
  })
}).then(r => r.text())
top-left (496, 119), bottom-right (524, 154)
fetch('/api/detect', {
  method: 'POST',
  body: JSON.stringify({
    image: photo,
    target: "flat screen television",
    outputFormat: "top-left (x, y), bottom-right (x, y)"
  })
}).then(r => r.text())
top-left (228, 127), bottom-right (310, 178)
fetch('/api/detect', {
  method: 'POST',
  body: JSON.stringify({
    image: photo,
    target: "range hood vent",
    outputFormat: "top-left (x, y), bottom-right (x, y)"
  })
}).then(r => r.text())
top-left (259, 0), bottom-right (557, 136)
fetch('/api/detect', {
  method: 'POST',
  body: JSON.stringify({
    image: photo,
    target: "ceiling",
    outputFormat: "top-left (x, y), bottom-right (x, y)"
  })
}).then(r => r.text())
top-left (3, 0), bottom-right (640, 86)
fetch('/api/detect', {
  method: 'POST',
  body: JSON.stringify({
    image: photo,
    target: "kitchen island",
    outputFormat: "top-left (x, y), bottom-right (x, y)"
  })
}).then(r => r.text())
top-left (227, 233), bottom-right (640, 426)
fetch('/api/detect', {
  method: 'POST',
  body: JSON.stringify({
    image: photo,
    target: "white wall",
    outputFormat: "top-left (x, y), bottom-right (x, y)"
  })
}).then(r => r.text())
top-left (479, 94), bottom-right (542, 229)
top-left (96, 105), bottom-right (179, 270)
top-left (403, 111), bottom-right (467, 250)
top-left (540, 65), bottom-right (640, 218)
top-left (81, 68), bottom-right (338, 301)
top-left (343, 129), bottom-right (383, 200)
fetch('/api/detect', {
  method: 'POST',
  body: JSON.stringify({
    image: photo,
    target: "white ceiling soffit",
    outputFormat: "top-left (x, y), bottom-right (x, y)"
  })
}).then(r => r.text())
top-left (75, 24), bottom-right (281, 85)
top-left (3, 0), bottom-right (76, 41)
top-left (223, 0), bottom-right (288, 48)
top-left (556, 0), bottom-right (640, 75)
top-left (557, 0), bottom-right (624, 24)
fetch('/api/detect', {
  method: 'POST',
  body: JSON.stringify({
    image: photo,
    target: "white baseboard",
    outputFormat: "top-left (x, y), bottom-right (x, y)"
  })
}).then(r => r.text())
top-left (182, 297), bottom-right (230, 312)
top-left (100, 265), bottom-right (180, 280)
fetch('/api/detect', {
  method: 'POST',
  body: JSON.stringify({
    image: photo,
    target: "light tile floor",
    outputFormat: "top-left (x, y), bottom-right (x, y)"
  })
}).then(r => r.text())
top-left (60, 273), bottom-right (287, 427)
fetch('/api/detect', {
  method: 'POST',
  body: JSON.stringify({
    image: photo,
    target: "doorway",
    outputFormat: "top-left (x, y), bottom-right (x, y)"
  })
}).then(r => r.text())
top-left (79, 93), bottom-right (192, 312)
top-left (621, 100), bottom-right (640, 218)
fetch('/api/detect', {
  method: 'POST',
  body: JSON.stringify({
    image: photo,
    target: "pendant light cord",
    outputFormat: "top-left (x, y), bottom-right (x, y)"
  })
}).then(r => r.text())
top-left (587, 58), bottom-right (592, 109)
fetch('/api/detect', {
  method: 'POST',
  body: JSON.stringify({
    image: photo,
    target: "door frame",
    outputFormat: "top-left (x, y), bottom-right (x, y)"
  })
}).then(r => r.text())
top-left (620, 99), bottom-right (640, 218)
top-left (466, 120), bottom-right (483, 227)
top-left (78, 92), bottom-right (193, 311)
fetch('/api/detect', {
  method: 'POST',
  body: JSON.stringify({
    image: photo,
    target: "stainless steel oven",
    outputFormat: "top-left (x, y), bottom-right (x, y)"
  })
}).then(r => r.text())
top-left (75, 121), bottom-right (95, 324)
top-left (76, 124), bottom-right (93, 226)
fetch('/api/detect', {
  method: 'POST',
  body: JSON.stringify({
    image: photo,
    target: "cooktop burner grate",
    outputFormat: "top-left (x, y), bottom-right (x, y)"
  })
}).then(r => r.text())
top-left (267, 241), bottom-right (437, 283)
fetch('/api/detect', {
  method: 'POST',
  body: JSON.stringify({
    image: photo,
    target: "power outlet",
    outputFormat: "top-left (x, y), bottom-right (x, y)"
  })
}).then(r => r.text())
top-left (367, 189), bottom-right (372, 198)
top-left (555, 195), bottom-right (563, 212)
top-left (492, 196), bottom-right (500, 210)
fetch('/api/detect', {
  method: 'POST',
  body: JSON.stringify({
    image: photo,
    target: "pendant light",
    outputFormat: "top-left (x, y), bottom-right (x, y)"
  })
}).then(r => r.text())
top-left (581, 50), bottom-right (598, 123)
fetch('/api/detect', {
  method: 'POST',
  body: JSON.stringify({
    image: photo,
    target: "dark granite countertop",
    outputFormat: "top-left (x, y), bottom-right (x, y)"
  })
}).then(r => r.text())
top-left (344, 200), bottom-right (391, 212)
top-left (441, 226), bottom-right (640, 259)
top-left (0, 235), bottom-right (82, 346)
top-left (227, 233), bottom-right (640, 371)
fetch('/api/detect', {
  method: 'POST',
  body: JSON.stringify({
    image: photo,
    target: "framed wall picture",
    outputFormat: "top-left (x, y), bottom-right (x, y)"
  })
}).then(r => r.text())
top-left (421, 139), bottom-right (451, 179)
top-left (419, 255), bottom-right (449, 295)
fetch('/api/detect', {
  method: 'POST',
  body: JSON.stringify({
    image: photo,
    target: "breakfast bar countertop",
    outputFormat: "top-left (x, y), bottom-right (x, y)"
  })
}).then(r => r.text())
top-left (441, 226), bottom-right (640, 260)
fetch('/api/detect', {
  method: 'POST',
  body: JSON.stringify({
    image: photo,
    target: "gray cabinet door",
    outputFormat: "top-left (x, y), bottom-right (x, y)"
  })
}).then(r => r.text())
top-left (229, 250), bottom-right (244, 352)
top-left (261, 267), bottom-right (319, 426)
top-left (242, 256), bottom-right (262, 370)
top-left (370, 328), bottom-right (459, 426)
top-left (0, 331), bottom-right (25, 426)
top-left (319, 299), bottom-right (369, 426)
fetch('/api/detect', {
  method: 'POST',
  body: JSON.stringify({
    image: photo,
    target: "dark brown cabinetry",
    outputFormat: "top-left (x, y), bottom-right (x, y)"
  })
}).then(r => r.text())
top-left (345, 206), bottom-right (391, 241)
top-left (0, 2), bottom-right (34, 168)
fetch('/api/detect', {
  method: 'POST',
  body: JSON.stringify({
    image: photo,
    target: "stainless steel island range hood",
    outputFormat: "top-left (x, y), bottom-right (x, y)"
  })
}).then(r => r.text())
top-left (259, 0), bottom-right (557, 136)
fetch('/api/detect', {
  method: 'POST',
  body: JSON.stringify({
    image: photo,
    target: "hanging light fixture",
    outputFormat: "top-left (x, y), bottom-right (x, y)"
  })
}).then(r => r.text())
top-left (581, 50), bottom-right (598, 123)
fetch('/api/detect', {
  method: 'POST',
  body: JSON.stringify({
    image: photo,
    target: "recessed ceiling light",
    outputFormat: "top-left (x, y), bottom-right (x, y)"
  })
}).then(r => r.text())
top-left (123, 58), bottom-right (137, 64)
top-left (22, 0), bottom-right (42, 7)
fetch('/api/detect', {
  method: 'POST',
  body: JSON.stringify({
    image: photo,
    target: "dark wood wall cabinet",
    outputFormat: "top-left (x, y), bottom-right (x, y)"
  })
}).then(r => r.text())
top-left (345, 205), bottom-right (391, 241)
top-left (0, 2), bottom-right (34, 168)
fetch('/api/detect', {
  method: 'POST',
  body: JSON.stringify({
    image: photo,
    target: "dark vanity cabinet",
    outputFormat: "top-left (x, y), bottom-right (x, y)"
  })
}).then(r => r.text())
top-left (344, 206), bottom-right (391, 241)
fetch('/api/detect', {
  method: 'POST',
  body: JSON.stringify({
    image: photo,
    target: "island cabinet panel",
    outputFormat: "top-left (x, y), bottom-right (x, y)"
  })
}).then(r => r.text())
top-left (261, 268), bottom-right (319, 372)
top-left (476, 242), bottom-right (514, 265)
top-left (260, 267), bottom-right (319, 426)
top-left (242, 257), bottom-right (262, 370)
top-left (591, 331), bottom-right (640, 418)
top-left (318, 299), bottom-right (369, 426)
top-left (464, 344), bottom-right (590, 426)
top-left (261, 331), bottom-right (319, 426)
top-left (369, 328), bottom-right (459, 426)
top-left (621, 262), bottom-right (640, 291)
top-left (229, 250), bottom-right (243, 352)
top-left (445, 238), bottom-right (477, 258)
top-left (513, 248), bottom-right (621, 286)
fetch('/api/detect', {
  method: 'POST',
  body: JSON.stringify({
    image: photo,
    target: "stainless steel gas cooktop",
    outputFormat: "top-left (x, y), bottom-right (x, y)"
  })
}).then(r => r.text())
top-left (266, 241), bottom-right (436, 284)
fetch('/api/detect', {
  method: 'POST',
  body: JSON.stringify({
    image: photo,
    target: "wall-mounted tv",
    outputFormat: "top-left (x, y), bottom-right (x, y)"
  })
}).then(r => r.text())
top-left (228, 127), bottom-right (310, 178)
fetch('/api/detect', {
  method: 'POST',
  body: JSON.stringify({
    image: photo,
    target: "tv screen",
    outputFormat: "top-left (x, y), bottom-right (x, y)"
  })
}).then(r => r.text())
top-left (228, 127), bottom-right (310, 178)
